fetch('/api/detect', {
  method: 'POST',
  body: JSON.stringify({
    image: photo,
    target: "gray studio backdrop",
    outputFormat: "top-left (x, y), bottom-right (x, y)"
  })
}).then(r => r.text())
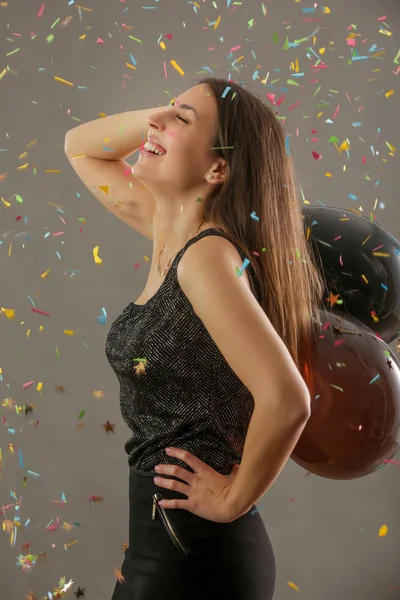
top-left (1, 0), bottom-right (399, 598)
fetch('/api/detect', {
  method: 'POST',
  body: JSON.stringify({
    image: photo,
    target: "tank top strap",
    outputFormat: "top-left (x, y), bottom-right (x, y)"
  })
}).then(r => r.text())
top-left (168, 228), bottom-right (259, 301)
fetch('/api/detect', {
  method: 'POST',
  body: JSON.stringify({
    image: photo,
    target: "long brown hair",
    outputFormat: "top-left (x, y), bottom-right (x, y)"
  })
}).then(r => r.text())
top-left (194, 77), bottom-right (324, 373)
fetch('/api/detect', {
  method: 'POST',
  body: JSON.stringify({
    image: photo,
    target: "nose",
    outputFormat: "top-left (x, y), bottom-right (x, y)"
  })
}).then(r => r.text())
top-left (147, 110), bottom-right (167, 131)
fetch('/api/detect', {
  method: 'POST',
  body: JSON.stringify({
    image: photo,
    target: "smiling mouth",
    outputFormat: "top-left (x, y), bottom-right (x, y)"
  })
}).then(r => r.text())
top-left (141, 140), bottom-right (167, 155)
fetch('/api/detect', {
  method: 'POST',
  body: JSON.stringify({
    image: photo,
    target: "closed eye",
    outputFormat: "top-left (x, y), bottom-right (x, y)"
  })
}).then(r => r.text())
top-left (177, 115), bottom-right (189, 124)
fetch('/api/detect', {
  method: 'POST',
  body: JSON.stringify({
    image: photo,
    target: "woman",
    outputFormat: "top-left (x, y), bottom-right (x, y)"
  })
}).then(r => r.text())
top-left (65, 77), bottom-right (324, 600)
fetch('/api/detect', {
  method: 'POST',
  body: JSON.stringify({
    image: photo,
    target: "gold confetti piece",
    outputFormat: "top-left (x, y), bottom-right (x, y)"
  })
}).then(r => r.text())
top-left (361, 274), bottom-right (369, 284)
top-left (75, 4), bottom-right (92, 12)
top-left (325, 173), bottom-right (332, 178)
top-left (37, 382), bottom-right (43, 392)
top-left (287, 582), bottom-right (300, 591)
top-left (2, 308), bottom-right (15, 319)
top-left (379, 524), bottom-right (388, 537)
top-left (64, 330), bottom-right (75, 336)
top-left (214, 15), bottom-right (221, 30)
top-left (17, 163), bottom-right (29, 170)
top-left (98, 185), bottom-right (109, 194)
top-left (170, 60), bottom-right (184, 76)
top-left (54, 76), bottom-right (73, 86)
top-left (93, 246), bottom-right (103, 264)
top-left (159, 41), bottom-right (166, 51)
top-left (41, 268), bottom-right (51, 279)
top-left (385, 90), bottom-right (394, 98)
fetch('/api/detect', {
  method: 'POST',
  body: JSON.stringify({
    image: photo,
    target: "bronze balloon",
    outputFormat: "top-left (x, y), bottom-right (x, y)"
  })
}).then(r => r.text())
top-left (292, 310), bottom-right (400, 480)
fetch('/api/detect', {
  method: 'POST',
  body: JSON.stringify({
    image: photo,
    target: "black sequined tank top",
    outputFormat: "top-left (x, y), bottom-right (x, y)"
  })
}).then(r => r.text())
top-left (105, 228), bottom-right (260, 475)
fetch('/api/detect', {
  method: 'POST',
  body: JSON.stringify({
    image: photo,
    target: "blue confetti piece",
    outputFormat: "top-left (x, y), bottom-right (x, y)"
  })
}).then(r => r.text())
top-left (381, 283), bottom-right (388, 291)
top-left (285, 135), bottom-right (291, 156)
top-left (250, 211), bottom-right (259, 221)
top-left (27, 470), bottom-right (40, 477)
top-left (129, 54), bottom-right (137, 66)
top-left (352, 56), bottom-right (369, 61)
top-left (239, 258), bottom-right (250, 276)
top-left (369, 374), bottom-right (380, 385)
top-left (348, 193), bottom-right (358, 201)
top-left (221, 86), bottom-right (231, 98)
top-left (252, 70), bottom-right (259, 80)
top-left (352, 122), bottom-right (362, 127)
top-left (97, 308), bottom-right (107, 325)
top-left (19, 448), bottom-right (24, 468)
top-left (302, 6), bottom-right (316, 12)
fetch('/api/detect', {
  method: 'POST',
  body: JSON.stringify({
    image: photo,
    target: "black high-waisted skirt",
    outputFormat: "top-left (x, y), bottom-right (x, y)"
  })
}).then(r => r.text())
top-left (110, 468), bottom-right (276, 600)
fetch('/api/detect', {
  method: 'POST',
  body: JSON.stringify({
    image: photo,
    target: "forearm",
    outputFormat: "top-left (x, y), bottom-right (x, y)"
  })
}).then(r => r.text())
top-left (64, 106), bottom-right (170, 160)
top-left (226, 400), bottom-right (310, 520)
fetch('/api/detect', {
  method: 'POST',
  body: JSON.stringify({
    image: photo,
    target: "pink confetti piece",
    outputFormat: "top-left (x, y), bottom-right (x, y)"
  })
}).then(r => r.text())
top-left (97, 38), bottom-right (105, 44)
top-left (288, 100), bottom-right (302, 111)
top-left (22, 381), bottom-right (35, 389)
top-left (164, 60), bottom-right (167, 78)
top-left (276, 95), bottom-right (285, 107)
top-left (332, 105), bottom-right (340, 119)
top-left (383, 459), bottom-right (400, 467)
top-left (37, 4), bottom-right (45, 17)
top-left (377, 16), bottom-right (387, 21)
top-left (347, 38), bottom-right (356, 46)
top-left (312, 151), bottom-right (322, 160)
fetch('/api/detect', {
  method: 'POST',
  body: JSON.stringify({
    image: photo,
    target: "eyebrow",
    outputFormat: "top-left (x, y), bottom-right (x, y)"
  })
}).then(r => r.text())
top-left (172, 101), bottom-right (199, 119)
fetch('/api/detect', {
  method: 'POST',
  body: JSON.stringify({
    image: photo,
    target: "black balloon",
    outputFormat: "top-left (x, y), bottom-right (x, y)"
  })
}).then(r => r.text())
top-left (302, 205), bottom-right (400, 344)
top-left (292, 310), bottom-right (400, 480)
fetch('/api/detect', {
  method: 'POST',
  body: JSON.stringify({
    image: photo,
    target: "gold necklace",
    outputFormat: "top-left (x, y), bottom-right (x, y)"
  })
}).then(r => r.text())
top-left (156, 243), bottom-right (179, 277)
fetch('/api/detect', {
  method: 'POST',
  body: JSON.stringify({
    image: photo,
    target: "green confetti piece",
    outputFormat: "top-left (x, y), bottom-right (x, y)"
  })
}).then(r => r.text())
top-left (328, 136), bottom-right (340, 143)
top-left (78, 410), bottom-right (86, 419)
top-left (15, 194), bottom-right (23, 203)
top-left (287, 79), bottom-right (300, 87)
top-left (273, 32), bottom-right (278, 43)
top-left (55, 346), bottom-right (61, 360)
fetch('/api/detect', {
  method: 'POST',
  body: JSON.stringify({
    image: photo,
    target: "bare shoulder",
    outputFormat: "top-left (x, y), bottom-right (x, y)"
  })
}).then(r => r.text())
top-left (177, 234), bottom-right (309, 406)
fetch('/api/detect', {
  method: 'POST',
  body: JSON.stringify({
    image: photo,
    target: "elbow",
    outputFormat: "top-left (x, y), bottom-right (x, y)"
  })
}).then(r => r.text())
top-left (295, 387), bottom-right (312, 423)
top-left (64, 130), bottom-right (74, 157)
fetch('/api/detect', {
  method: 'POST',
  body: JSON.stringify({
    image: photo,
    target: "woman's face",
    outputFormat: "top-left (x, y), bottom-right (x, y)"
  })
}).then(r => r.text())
top-left (133, 84), bottom-right (223, 195)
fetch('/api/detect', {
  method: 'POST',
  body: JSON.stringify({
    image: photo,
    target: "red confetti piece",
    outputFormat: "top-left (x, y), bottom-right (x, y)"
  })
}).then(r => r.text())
top-left (31, 308), bottom-right (50, 317)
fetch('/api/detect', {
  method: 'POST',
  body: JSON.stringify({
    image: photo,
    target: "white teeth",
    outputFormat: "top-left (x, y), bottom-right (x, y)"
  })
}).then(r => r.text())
top-left (144, 141), bottom-right (166, 155)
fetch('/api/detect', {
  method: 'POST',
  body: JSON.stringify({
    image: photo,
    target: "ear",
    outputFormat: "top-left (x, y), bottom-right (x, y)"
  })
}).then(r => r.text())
top-left (206, 159), bottom-right (227, 185)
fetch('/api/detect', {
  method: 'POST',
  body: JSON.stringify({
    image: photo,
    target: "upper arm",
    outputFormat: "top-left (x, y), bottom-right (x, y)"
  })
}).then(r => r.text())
top-left (65, 153), bottom-right (155, 240)
top-left (177, 236), bottom-right (310, 411)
